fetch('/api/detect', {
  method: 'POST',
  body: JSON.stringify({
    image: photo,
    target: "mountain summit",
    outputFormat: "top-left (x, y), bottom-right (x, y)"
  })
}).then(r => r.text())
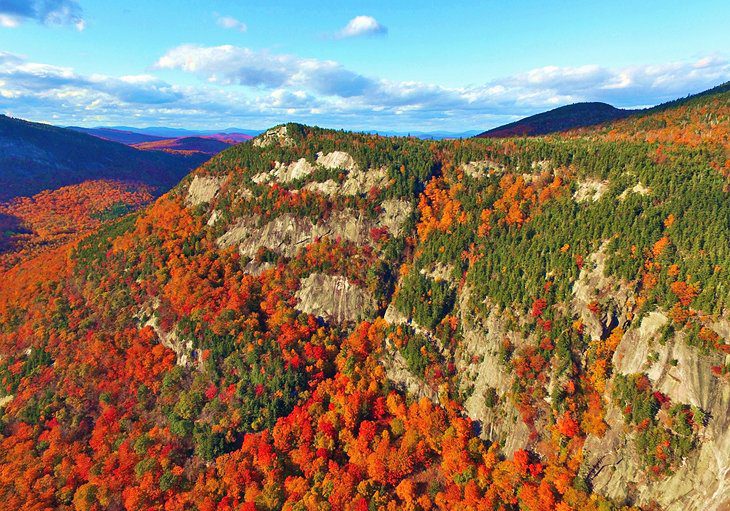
top-left (477, 102), bottom-right (635, 138)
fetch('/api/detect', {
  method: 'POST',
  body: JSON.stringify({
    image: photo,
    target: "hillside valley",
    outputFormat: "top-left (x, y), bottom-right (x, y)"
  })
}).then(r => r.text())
top-left (0, 82), bottom-right (728, 511)
top-left (0, 116), bottom-right (236, 271)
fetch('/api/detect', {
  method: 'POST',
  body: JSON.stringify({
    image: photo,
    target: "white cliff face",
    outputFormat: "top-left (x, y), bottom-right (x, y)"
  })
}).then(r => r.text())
top-left (459, 160), bottom-right (503, 179)
top-left (216, 210), bottom-right (373, 259)
top-left (216, 202), bottom-right (411, 264)
top-left (581, 311), bottom-right (730, 511)
top-left (574, 179), bottom-right (609, 202)
top-left (187, 175), bottom-right (224, 206)
top-left (378, 199), bottom-right (412, 237)
top-left (253, 158), bottom-right (316, 184)
top-left (295, 273), bottom-right (375, 324)
top-left (316, 151), bottom-right (357, 171)
top-left (571, 242), bottom-right (634, 341)
top-left (252, 150), bottom-right (389, 196)
top-left (252, 126), bottom-right (294, 148)
top-left (454, 288), bottom-right (532, 455)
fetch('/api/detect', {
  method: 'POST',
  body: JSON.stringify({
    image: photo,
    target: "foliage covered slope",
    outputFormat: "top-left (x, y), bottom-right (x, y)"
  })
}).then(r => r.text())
top-left (0, 115), bottom-right (206, 201)
top-left (476, 103), bottom-right (635, 138)
top-left (0, 85), bottom-right (729, 511)
top-left (132, 137), bottom-right (233, 156)
top-left (0, 180), bottom-right (155, 270)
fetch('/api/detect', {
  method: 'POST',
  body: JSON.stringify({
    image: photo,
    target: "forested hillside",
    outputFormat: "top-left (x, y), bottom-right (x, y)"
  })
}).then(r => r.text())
top-left (0, 85), bottom-right (728, 511)
top-left (0, 115), bottom-right (206, 201)
top-left (477, 103), bottom-right (634, 138)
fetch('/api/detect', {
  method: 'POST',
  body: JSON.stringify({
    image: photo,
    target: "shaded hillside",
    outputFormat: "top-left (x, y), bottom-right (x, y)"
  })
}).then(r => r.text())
top-left (0, 115), bottom-right (207, 201)
top-left (0, 113), bottom-right (727, 510)
top-left (106, 125), bottom-right (261, 139)
top-left (70, 126), bottom-right (254, 146)
top-left (132, 136), bottom-right (233, 156)
top-left (66, 127), bottom-right (167, 145)
top-left (570, 81), bottom-right (730, 148)
top-left (477, 102), bottom-right (635, 138)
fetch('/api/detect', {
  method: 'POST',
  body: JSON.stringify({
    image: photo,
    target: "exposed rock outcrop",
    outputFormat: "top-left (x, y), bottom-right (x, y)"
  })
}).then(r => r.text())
top-left (295, 273), bottom-right (375, 324)
top-left (316, 150), bottom-right (357, 171)
top-left (455, 289), bottom-right (532, 455)
top-left (381, 345), bottom-right (440, 403)
top-left (572, 242), bottom-right (634, 341)
top-left (459, 160), bottom-right (503, 179)
top-left (574, 179), bottom-right (609, 202)
top-left (254, 158), bottom-right (316, 184)
top-left (253, 125), bottom-right (294, 148)
top-left (217, 210), bottom-right (372, 259)
top-left (581, 311), bottom-right (730, 510)
top-left (378, 199), bottom-right (412, 237)
top-left (187, 175), bottom-right (224, 206)
top-left (618, 182), bottom-right (651, 200)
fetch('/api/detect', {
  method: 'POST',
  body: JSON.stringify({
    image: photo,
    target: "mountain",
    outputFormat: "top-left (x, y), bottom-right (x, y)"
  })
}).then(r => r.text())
top-left (569, 80), bottom-right (730, 147)
top-left (478, 81), bottom-right (730, 141)
top-left (2, 78), bottom-right (729, 511)
top-left (477, 102), bottom-right (636, 138)
top-left (0, 115), bottom-right (207, 201)
top-left (363, 129), bottom-right (483, 139)
top-left (69, 126), bottom-right (253, 149)
top-left (67, 126), bottom-right (168, 145)
top-left (132, 136), bottom-right (233, 156)
top-left (105, 125), bottom-right (263, 138)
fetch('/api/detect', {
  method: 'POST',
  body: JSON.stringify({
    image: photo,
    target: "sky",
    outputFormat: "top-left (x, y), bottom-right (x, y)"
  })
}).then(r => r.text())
top-left (0, 0), bottom-right (729, 132)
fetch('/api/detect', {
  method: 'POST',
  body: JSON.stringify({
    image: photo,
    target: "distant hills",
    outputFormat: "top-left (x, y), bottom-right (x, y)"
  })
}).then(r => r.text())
top-left (132, 136), bottom-right (233, 156)
top-left (478, 81), bottom-right (730, 139)
top-left (477, 102), bottom-right (636, 138)
top-left (65, 126), bottom-right (167, 145)
top-left (67, 125), bottom-right (253, 156)
top-left (68, 125), bottom-right (259, 144)
top-left (0, 115), bottom-right (207, 201)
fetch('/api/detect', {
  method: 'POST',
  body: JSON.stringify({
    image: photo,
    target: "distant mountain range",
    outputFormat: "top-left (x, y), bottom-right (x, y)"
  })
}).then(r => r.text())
top-left (131, 136), bottom-right (233, 156)
top-left (68, 125), bottom-right (260, 143)
top-left (362, 129), bottom-right (483, 139)
top-left (0, 115), bottom-right (206, 201)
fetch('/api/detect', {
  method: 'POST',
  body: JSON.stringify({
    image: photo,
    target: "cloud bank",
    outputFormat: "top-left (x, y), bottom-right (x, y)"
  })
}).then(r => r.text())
top-left (1, 45), bottom-right (728, 131)
top-left (0, 0), bottom-right (84, 30)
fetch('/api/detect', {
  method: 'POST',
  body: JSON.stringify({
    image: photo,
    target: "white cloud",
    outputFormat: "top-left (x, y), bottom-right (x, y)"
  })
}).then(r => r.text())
top-left (0, 0), bottom-right (84, 28)
top-left (155, 44), bottom-right (376, 97)
top-left (2, 47), bottom-right (729, 132)
top-left (0, 14), bottom-right (20, 28)
top-left (216, 15), bottom-right (247, 32)
top-left (336, 15), bottom-right (387, 39)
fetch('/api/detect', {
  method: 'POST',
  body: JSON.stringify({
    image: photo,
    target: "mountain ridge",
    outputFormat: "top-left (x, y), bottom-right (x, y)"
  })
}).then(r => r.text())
top-left (0, 115), bottom-right (207, 201)
top-left (0, 83), bottom-right (728, 510)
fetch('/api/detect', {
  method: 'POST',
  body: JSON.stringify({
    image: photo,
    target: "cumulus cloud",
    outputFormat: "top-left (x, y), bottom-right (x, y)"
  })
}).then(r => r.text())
top-left (335, 15), bottom-right (387, 39)
top-left (155, 44), bottom-right (377, 97)
top-left (2, 46), bottom-right (729, 132)
top-left (0, 0), bottom-right (85, 29)
top-left (216, 15), bottom-right (247, 32)
top-left (156, 44), bottom-right (730, 112)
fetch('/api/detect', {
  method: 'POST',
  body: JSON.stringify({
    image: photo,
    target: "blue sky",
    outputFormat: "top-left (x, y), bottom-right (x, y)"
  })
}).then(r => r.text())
top-left (0, 0), bottom-right (728, 131)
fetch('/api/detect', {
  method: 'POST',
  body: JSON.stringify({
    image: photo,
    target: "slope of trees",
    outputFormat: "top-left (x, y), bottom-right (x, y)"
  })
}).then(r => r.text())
top-left (0, 85), bottom-right (728, 510)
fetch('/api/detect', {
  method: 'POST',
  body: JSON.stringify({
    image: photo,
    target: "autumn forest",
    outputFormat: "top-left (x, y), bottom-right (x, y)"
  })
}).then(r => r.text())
top-left (0, 80), bottom-right (729, 511)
